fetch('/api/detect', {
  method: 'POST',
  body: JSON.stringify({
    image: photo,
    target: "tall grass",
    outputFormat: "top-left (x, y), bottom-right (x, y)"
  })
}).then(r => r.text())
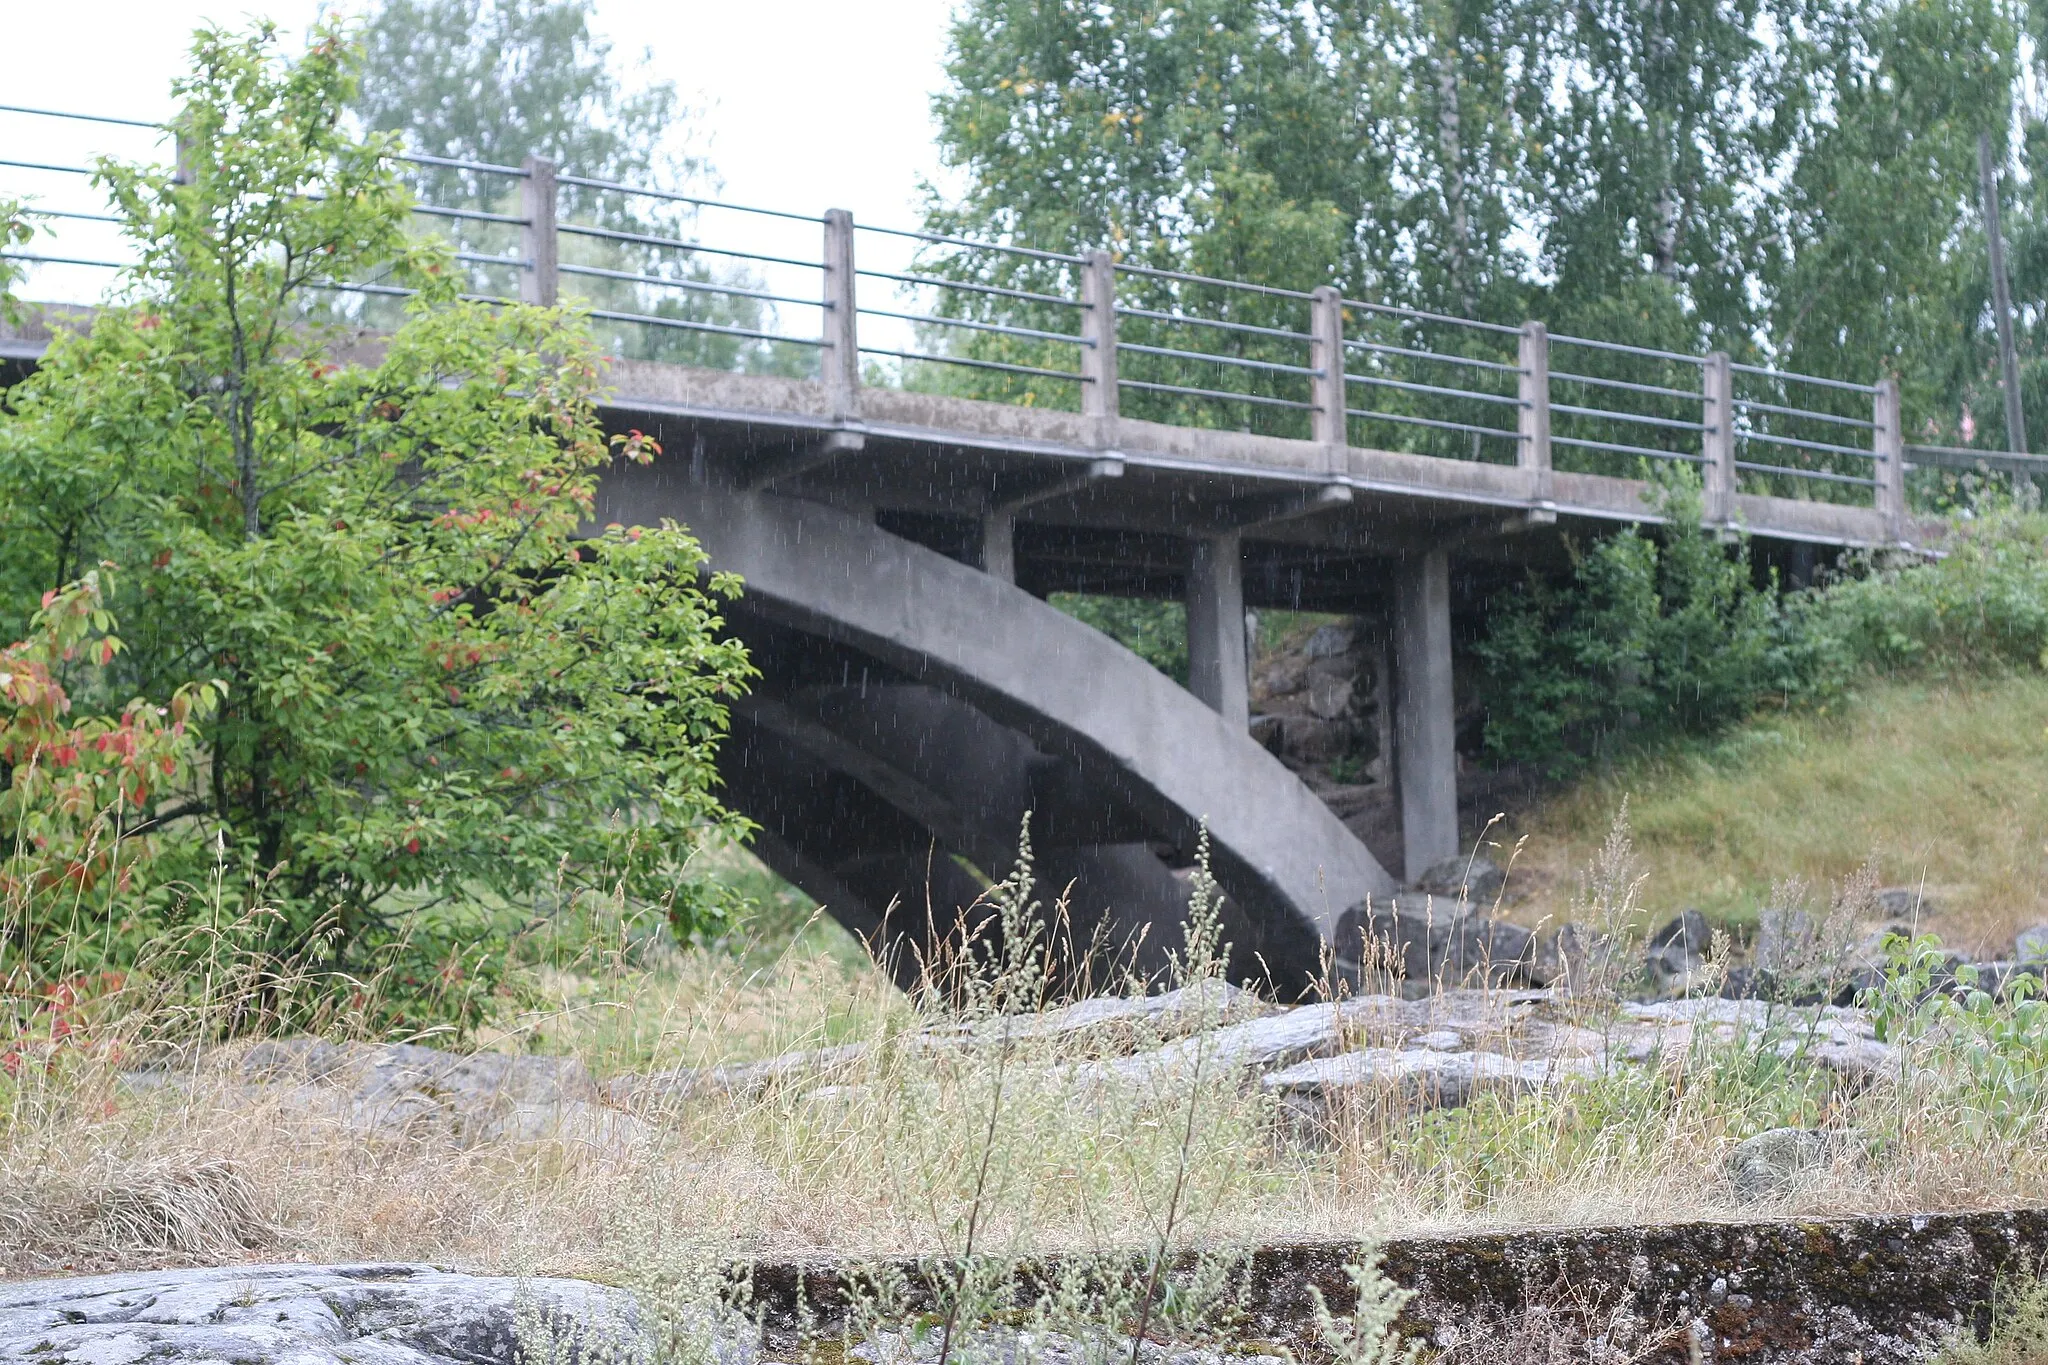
top-left (4, 822), bottom-right (2047, 1284)
top-left (1508, 672), bottom-right (2048, 952)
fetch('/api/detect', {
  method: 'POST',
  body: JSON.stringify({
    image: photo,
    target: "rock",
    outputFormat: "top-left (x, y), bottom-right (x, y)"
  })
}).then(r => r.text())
top-left (1411, 854), bottom-right (1507, 905)
top-left (1525, 922), bottom-right (1596, 988)
top-left (1725, 1127), bottom-right (1863, 1201)
top-left (1263, 1047), bottom-right (1603, 1121)
top-left (1304, 622), bottom-right (1357, 659)
top-left (1645, 909), bottom-right (1713, 996)
top-left (1332, 894), bottom-right (1475, 985)
top-left (1437, 916), bottom-right (1535, 987)
top-left (940, 980), bottom-right (1277, 1050)
top-left (1753, 908), bottom-right (1815, 973)
top-left (1874, 887), bottom-right (1938, 919)
top-left (1719, 965), bottom-right (1760, 999)
top-left (204, 1040), bottom-right (634, 1147)
top-left (1305, 674), bottom-right (1353, 720)
top-left (2016, 925), bottom-right (2048, 964)
top-left (1084, 993), bottom-right (1429, 1090)
top-left (613, 1043), bottom-right (869, 1109)
top-left (1248, 713), bottom-right (1284, 752)
top-left (0, 1264), bottom-right (646, 1365)
top-left (1275, 713), bottom-right (1353, 764)
top-left (1964, 960), bottom-right (2045, 1000)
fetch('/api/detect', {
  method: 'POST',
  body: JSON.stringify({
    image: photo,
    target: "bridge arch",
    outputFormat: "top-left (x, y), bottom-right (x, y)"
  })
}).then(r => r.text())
top-left (596, 466), bottom-right (1396, 994)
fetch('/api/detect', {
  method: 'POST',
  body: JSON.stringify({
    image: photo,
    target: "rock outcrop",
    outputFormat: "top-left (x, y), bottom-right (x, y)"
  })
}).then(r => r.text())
top-left (0, 1264), bottom-right (638, 1365)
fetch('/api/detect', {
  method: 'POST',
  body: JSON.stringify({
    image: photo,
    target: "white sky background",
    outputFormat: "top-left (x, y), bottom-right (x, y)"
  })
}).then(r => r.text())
top-left (3, 0), bottom-right (964, 307)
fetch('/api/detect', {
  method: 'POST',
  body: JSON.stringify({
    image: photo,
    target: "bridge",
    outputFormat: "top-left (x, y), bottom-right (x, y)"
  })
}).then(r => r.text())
top-left (2, 109), bottom-right (1970, 993)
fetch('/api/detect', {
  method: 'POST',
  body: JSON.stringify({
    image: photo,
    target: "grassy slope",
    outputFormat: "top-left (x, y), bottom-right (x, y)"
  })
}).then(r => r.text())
top-left (1500, 671), bottom-right (2048, 955)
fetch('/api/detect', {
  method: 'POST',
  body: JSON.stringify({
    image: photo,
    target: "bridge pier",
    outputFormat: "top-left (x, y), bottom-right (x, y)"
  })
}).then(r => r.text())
top-left (981, 509), bottom-right (1016, 583)
top-left (1393, 548), bottom-right (1458, 880)
top-left (1186, 531), bottom-right (1249, 729)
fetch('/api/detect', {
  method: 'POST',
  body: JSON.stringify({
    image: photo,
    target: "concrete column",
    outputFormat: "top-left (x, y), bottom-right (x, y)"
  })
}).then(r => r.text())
top-left (1392, 548), bottom-right (1457, 880)
top-left (822, 209), bottom-right (860, 420)
top-left (982, 509), bottom-right (1016, 583)
top-left (1874, 377), bottom-right (1906, 541)
top-left (1080, 249), bottom-right (1120, 445)
top-left (519, 156), bottom-right (558, 306)
top-left (1186, 531), bottom-right (1248, 729)
top-left (1704, 351), bottom-right (1735, 526)
top-left (1310, 285), bottom-right (1347, 466)
top-left (1517, 322), bottom-right (1550, 501)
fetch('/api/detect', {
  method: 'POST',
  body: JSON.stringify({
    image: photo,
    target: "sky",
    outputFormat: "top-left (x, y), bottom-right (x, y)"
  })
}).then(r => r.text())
top-left (2, 0), bottom-right (963, 302)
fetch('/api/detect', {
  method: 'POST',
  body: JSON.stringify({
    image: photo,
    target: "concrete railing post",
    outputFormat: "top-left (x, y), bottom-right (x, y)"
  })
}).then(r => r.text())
top-left (1393, 548), bottom-right (1457, 881)
top-left (1311, 286), bottom-right (1347, 470)
top-left (1874, 376), bottom-right (1906, 541)
top-left (822, 208), bottom-right (861, 420)
top-left (1517, 321), bottom-right (1550, 503)
top-left (1186, 531), bottom-right (1248, 730)
top-left (1704, 351), bottom-right (1735, 526)
top-left (519, 155), bottom-right (558, 307)
top-left (1080, 249), bottom-right (1119, 447)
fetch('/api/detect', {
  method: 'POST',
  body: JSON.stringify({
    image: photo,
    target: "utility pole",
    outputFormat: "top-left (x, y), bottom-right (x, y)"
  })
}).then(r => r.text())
top-left (1979, 131), bottom-right (2027, 454)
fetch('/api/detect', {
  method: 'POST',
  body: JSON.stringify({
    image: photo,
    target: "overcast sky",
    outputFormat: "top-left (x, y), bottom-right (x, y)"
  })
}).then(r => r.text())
top-left (4, 0), bottom-right (963, 300)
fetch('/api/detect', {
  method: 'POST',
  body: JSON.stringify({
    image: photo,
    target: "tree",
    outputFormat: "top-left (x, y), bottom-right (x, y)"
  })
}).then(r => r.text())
top-left (0, 24), bottom-right (754, 1018)
top-left (354, 0), bottom-right (693, 203)
top-left (350, 0), bottom-right (812, 376)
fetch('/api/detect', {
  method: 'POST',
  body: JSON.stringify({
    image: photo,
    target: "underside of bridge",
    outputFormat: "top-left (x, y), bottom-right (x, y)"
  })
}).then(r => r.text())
top-left (579, 371), bottom-right (1905, 997)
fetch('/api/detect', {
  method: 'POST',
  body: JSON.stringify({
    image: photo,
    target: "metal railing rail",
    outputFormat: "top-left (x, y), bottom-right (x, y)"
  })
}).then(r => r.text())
top-left (1, 99), bottom-right (2003, 534)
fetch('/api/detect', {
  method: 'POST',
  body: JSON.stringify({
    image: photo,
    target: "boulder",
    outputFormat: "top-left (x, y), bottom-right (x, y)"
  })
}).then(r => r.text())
top-left (0, 1264), bottom-right (642, 1365)
top-left (1874, 887), bottom-right (1938, 919)
top-left (1276, 714), bottom-right (1353, 764)
top-left (1437, 916), bottom-right (1535, 987)
top-left (1753, 908), bottom-right (1815, 973)
top-left (1411, 854), bottom-right (1507, 905)
top-left (1525, 922), bottom-right (1597, 988)
top-left (1725, 1127), bottom-right (1863, 1202)
top-left (1263, 1047), bottom-right (1603, 1122)
top-left (1645, 909), bottom-right (1713, 996)
top-left (1332, 894), bottom-right (1477, 985)
top-left (1303, 622), bottom-right (1357, 659)
top-left (1305, 673), bottom-right (1354, 720)
top-left (1084, 994), bottom-right (1430, 1090)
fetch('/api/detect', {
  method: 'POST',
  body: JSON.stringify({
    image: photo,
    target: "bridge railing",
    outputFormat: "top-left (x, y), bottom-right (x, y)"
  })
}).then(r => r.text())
top-left (13, 102), bottom-right (2044, 530)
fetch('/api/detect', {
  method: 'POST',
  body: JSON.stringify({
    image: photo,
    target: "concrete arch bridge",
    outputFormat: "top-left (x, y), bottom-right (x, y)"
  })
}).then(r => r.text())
top-left (0, 138), bottom-right (1959, 995)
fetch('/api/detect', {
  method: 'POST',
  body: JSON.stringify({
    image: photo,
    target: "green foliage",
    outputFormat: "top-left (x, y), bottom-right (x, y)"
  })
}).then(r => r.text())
top-left (1479, 495), bottom-right (2048, 770)
top-left (925, 0), bottom-right (2039, 457)
top-left (0, 24), bottom-right (754, 1027)
top-left (1048, 594), bottom-right (1189, 683)
top-left (1473, 476), bottom-right (1797, 771)
top-left (0, 200), bottom-right (34, 323)
top-left (349, 0), bottom-right (812, 377)
top-left (1799, 512), bottom-right (2048, 674)
top-left (354, 0), bottom-right (689, 198)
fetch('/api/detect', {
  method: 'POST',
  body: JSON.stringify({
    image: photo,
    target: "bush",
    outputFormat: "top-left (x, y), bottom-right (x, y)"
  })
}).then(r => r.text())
top-left (0, 24), bottom-right (754, 1031)
top-left (1048, 594), bottom-right (1189, 683)
top-left (1474, 477), bottom-right (1802, 772)
top-left (1801, 511), bottom-right (2048, 674)
top-left (1477, 473), bottom-right (2048, 773)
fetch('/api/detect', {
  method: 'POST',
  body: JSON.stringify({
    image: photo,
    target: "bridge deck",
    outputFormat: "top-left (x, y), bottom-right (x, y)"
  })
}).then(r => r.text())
top-left (607, 361), bottom-right (1930, 573)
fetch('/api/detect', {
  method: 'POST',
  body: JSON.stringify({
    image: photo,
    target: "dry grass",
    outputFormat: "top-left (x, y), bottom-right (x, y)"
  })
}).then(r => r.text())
top-left (4, 900), bottom-right (2046, 1283)
top-left (3, 774), bottom-right (2046, 1293)
top-left (1499, 672), bottom-right (2048, 956)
